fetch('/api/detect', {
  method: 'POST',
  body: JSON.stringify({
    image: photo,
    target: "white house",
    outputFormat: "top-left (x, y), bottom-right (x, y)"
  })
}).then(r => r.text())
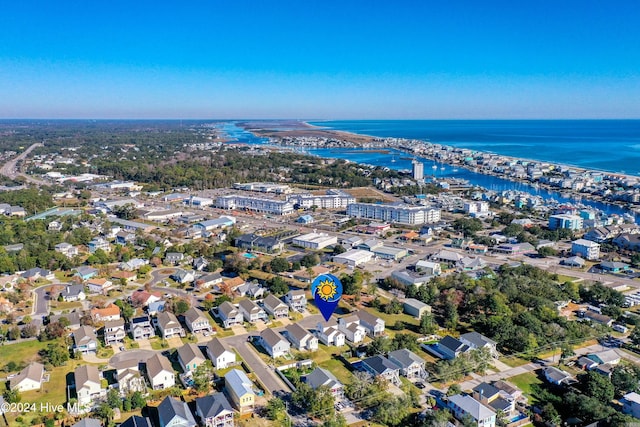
top-left (315, 320), bottom-right (346, 347)
top-left (337, 315), bottom-right (367, 344)
top-left (206, 337), bottom-right (236, 369)
top-left (146, 353), bottom-right (175, 390)
top-left (217, 301), bottom-right (243, 328)
top-left (10, 362), bottom-right (45, 392)
top-left (285, 289), bottom-right (307, 312)
top-left (262, 294), bottom-right (289, 318)
top-left (259, 328), bottom-right (290, 359)
top-left (571, 238), bottom-right (601, 261)
top-left (156, 311), bottom-right (185, 339)
top-left (285, 323), bottom-right (318, 351)
top-left (183, 307), bottom-right (213, 334)
top-left (238, 299), bottom-right (267, 323)
top-left (74, 365), bottom-right (104, 409)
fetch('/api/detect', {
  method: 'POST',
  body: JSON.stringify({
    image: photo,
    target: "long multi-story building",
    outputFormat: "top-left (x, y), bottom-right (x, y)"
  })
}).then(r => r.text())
top-left (548, 214), bottom-right (583, 231)
top-left (216, 195), bottom-right (294, 215)
top-left (346, 202), bottom-right (441, 225)
top-left (233, 182), bottom-right (291, 194)
top-left (286, 190), bottom-right (355, 209)
top-left (571, 239), bottom-right (600, 260)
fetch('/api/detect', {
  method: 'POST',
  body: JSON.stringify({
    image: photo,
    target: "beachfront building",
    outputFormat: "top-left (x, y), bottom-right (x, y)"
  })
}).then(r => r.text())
top-left (548, 214), bottom-right (583, 231)
top-left (216, 195), bottom-right (294, 215)
top-left (346, 202), bottom-right (441, 225)
top-left (571, 239), bottom-right (601, 260)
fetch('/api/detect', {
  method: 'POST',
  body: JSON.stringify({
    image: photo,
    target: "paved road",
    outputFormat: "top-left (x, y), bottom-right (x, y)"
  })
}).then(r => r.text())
top-left (0, 142), bottom-right (47, 185)
top-left (32, 285), bottom-right (51, 318)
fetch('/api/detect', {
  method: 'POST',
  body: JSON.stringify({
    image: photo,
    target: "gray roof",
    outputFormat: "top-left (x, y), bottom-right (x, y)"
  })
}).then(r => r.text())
top-left (387, 349), bottom-right (424, 369)
top-left (74, 325), bottom-right (97, 345)
top-left (146, 353), bottom-right (174, 378)
top-left (472, 382), bottom-right (500, 400)
top-left (263, 294), bottom-right (287, 311)
top-left (177, 343), bottom-right (205, 366)
top-left (157, 311), bottom-right (181, 330)
top-left (61, 284), bottom-right (84, 298)
top-left (74, 364), bottom-right (100, 388)
top-left (218, 301), bottom-right (238, 318)
top-left (261, 328), bottom-right (287, 348)
top-left (460, 331), bottom-right (496, 348)
top-left (355, 310), bottom-right (383, 327)
top-left (448, 394), bottom-right (495, 422)
top-left (362, 355), bottom-right (399, 375)
top-left (195, 393), bottom-right (234, 419)
top-left (403, 298), bottom-right (428, 310)
top-left (120, 415), bottom-right (151, 427)
top-left (71, 419), bottom-right (102, 427)
top-left (10, 362), bottom-right (44, 389)
top-left (225, 369), bottom-right (255, 398)
top-left (239, 298), bottom-right (262, 314)
top-left (285, 323), bottom-right (312, 342)
top-left (439, 335), bottom-right (467, 353)
top-left (183, 307), bottom-right (208, 325)
top-left (206, 337), bottom-right (232, 359)
top-left (157, 396), bottom-right (196, 427)
top-left (104, 318), bottom-right (125, 329)
top-left (75, 266), bottom-right (98, 276)
top-left (304, 367), bottom-right (342, 391)
top-left (544, 366), bottom-right (572, 383)
top-left (51, 310), bottom-right (82, 327)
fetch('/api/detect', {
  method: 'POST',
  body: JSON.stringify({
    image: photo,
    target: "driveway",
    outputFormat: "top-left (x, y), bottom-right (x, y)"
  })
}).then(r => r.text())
top-left (137, 339), bottom-right (153, 350)
top-left (32, 285), bottom-right (52, 318)
top-left (165, 336), bottom-right (184, 348)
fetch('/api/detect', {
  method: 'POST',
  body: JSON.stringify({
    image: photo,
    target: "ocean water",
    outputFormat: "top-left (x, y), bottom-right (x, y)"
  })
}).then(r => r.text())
top-left (308, 120), bottom-right (640, 176)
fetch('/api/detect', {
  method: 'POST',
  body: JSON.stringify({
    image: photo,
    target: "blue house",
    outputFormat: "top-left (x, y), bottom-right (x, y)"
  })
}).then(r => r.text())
top-left (599, 261), bottom-right (630, 273)
top-left (296, 215), bottom-right (315, 224)
top-left (74, 266), bottom-right (99, 281)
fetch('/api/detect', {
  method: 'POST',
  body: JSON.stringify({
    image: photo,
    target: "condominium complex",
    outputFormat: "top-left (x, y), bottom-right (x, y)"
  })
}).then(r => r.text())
top-left (571, 239), bottom-right (601, 260)
top-left (286, 190), bottom-right (356, 209)
top-left (346, 203), bottom-right (441, 225)
top-left (548, 214), bottom-right (583, 230)
top-left (233, 182), bottom-right (292, 194)
top-left (216, 195), bottom-right (294, 215)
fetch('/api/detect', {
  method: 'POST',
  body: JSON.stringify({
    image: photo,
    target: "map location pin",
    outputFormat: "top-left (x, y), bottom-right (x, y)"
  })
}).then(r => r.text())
top-left (311, 274), bottom-right (343, 322)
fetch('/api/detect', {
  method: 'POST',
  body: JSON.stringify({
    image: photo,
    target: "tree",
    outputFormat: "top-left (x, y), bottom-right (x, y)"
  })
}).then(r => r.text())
top-left (292, 381), bottom-right (315, 410)
top-left (372, 396), bottom-right (411, 427)
top-left (391, 333), bottom-right (419, 352)
top-left (384, 298), bottom-right (403, 314)
top-left (537, 246), bottom-right (558, 257)
top-left (446, 384), bottom-right (462, 396)
top-left (419, 313), bottom-right (436, 335)
top-left (130, 391), bottom-right (145, 409)
top-left (630, 327), bottom-right (640, 346)
top-left (21, 323), bottom-right (38, 338)
top-left (611, 365), bottom-right (640, 396)
top-left (311, 385), bottom-right (337, 421)
top-left (106, 388), bottom-right (123, 410)
top-left (42, 342), bottom-right (69, 366)
top-left (171, 299), bottom-right (190, 315)
top-left (333, 245), bottom-right (346, 255)
top-left (192, 360), bottom-right (213, 393)
top-left (300, 253), bottom-right (320, 268)
top-left (270, 257), bottom-right (290, 273)
top-left (3, 389), bottom-right (21, 403)
top-left (367, 336), bottom-right (393, 356)
top-left (581, 370), bottom-right (615, 402)
top-left (267, 276), bottom-right (289, 296)
top-left (93, 402), bottom-right (114, 424)
top-left (8, 326), bottom-right (20, 340)
top-left (265, 397), bottom-right (286, 421)
top-left (40, 321), bottom-right (66, 341)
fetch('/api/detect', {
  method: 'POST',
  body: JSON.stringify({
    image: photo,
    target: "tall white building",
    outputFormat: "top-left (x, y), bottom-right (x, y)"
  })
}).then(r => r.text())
top-left (346, 202), bottom-right (440, 225)
top-left (287, 190), bottom-right (355, 209)
top-left (216, 195), bottom-right (294, 215)
top-left (412, 160), bottom-right (424, 181)
top-left (571, 239), bottom-right (600, 260)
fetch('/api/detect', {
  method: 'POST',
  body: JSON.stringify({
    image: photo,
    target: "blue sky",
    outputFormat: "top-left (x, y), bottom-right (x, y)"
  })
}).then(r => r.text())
top-left (1, 0), bottom-right (639, 119)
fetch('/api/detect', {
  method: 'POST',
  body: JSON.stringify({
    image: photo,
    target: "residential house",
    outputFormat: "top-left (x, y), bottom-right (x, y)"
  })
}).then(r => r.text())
top-left (544, 366), bottom-right (574, 386)
top-left (164, 252), bottom-right (185, 265)
top-left (145, 353), bottom-right (176, 390)
top-left (183, 307), bottom-right (213, 334)
top-left (472, 383), bottom-right (517, 419)
top-left (10, 362), bottom-right (45, 392)
top-left (587, 349), bottom-right (621, 366)
top-left (447, 394), bottom-right (496, 427)
top-left (147, 300), bottom-right (166, 316)
top-left (285, 289), bottom-right (307, 312)
top-left (621, 392), bottom-right (640, 419)
top-left (130, 315), bottom-right (155, 340)
top-left (73, 326), bottom-right (98, 354)
top-left (224, 369), bottom-right (256, 414)
top-left (388, 349), bottom-right (427, 379)
top-left (130, 290), bottom-right (161, 307)
top-left (263, 294), bottom-right (289, 318)
top-left (583, 311), bottom-right (614, 327)
top-left (195, 393), bottom-right (235, 427)
top-left (315, 320), bottom-right (346, 347)
top-left (460, 332), bottom-right (498, 358)
top-left (120, 258), bottom-right (149, 271)
top-left (170, 269), bottom-right (195, 284)
top-left (238, 299), bottom-right (267, 323)
top-left (435, 336), bottom-right (469, 360)
top-left (156, 311), bottom-right (185, 339)
top-left (235, 281), bottom-right (265, 299)
top-left (218, 302), bottom-right (243, 328)
top-left (55, 242), bottom-right (78, 258)
top-left (91, 303), bottom-right (121, 322)
top-left (260, 328), bottom-right (290, 359)
top-left (21, 267), bottom-right (54, 282)
top-left (115, 231), bottom-right (136, 245)
top-left (220, 276), bottom-right (245, 294)
top-left (87, 278), bottom-right (114, 294)
top-left (234, 234), bottom-right (284, 253)
top-left (353, 310), bottom-right (385, 337)
top-left (50, 310), bottom-right (82, 330)
top-left (177, 343), bottom-right (206, 373)
top-left (193, 257), bottom-right (209, 271)
top-left (113, 359), bottom-right (146, 395)
top-left (415, 260), bottom-right (442, 276)
top-left (74, 365), bottom-right (103, 409)
top-left (111, 270), bottom-right (137, 284)
top-left (206, 337), bottom-right (236, 369)
top-left (103, 319), bottom-right (126, 345)
top-left (403, 298), bottom-right (431, 319)
top-left (337, 316), bottom-right (367, 344)
top-left (61, 284), bottom-right (86, 302)
top-left (157, 396), bottom-right (197, 427)
top-left (284, 323), bottom-right (318, 351)
top-left (88, 237), bottom-right (111, 253)
top-left (304, 367), bottom-right (344, 401)
top-left (120, 416), bottom-right (152, 427)
top-left (74, 266), bottom-right (99, 281)
top-left (361, 355), bottom-right (401, 385)
top-left (195, 272), bottom-right (223, 290)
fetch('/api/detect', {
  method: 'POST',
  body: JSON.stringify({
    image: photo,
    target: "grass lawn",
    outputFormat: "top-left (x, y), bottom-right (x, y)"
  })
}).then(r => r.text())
top-left (150, 337), bottom-right (169, 350)
top-left (54, 271), bottom-right (73, 282)
top-left (508, 371), bottom-right (543, 403)
top-left (49, 300), bottom-right (83, 312)
top-left (216, 328), bottom-right (235, 338)
top-left (500, 356), bottom-right (530, 368)
top-left (0, 339), bottom-right (48, 369)
top-left (97, 345), bottom-right (114, 359)
top-left (556, 274), bottom-right (580, 283)
top-left (317, 358), bottom-right (354, 385)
